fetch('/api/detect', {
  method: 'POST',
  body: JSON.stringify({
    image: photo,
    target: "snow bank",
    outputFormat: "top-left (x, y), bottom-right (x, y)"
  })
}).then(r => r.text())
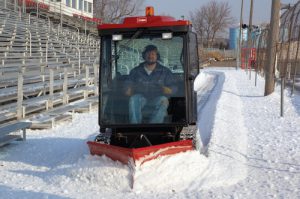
top-left (0, 68), bottom-right (299, 199)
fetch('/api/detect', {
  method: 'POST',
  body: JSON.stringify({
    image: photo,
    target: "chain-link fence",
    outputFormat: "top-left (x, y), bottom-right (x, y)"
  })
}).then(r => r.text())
top-left (254, 1), bottom-right (300, 94)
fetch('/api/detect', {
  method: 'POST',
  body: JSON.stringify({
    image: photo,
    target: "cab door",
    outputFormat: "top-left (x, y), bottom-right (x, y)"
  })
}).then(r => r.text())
top-left (187, 32), bottom-right (199, 124)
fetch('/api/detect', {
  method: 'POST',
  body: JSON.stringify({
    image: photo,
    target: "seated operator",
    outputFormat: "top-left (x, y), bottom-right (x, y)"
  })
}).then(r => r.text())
top-left (124, 45), bottom-right (177, 124)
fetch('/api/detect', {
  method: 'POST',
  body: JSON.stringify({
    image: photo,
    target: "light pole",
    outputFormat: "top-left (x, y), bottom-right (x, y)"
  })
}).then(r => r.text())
top-left (60, 1), bottom-right (62, 28)
top-left (247, 0), bottom-right (254, 79)
top-left (237, 0), bottom-right (244, 70)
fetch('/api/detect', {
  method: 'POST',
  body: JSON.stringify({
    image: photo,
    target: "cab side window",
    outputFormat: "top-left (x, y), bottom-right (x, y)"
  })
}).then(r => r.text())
top-left (189, 32), bottom-right (199, 77)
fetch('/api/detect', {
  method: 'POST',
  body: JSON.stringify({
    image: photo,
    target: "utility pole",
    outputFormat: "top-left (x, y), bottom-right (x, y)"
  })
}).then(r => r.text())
top-left (264, 0), bottom-right (280, 96)
top-left (237, 0), bottom-right (244, 70)
top-left (246, 0), bottom-right (253, 78)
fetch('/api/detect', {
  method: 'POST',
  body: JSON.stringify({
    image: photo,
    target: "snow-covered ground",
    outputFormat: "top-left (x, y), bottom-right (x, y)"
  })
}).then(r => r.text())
top-left (0, 68), bottom-right (300, 199)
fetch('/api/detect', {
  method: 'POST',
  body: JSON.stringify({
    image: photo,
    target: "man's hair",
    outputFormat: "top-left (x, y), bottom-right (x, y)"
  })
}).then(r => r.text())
top-left (142, 45), bottom-right (161, 60)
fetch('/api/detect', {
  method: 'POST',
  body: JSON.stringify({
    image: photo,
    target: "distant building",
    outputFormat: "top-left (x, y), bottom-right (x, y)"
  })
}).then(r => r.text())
top-left (36, 0), bottom-right (94, 18)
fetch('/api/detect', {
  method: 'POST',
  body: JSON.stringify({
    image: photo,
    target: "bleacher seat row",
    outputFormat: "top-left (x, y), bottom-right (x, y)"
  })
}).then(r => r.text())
top-left (0, 1), bottom-right (100, 129)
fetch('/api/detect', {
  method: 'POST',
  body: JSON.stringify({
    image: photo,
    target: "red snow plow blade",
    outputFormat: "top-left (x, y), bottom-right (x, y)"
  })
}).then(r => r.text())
top-left (87, 140), bottom-right (193, 165)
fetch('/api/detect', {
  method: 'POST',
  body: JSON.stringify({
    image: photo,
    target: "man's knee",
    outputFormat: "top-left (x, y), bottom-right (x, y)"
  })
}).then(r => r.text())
top-left (130, 94), bottom-right (142, 103)
top-left (158, 96), bottom-right (169, 107)
top-left (129, 94), bottom-right (146, 108)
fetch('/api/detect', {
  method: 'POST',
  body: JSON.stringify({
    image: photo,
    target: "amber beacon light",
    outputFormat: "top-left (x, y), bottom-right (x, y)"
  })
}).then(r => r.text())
top-left (145, 6), bottom-right (154, 16)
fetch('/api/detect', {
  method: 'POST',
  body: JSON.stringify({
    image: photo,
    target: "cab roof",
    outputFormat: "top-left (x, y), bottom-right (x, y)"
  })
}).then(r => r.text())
top-left (98, 15), bottom-right (190, 30)
top-left (97, 7), bottom-right (191, 35)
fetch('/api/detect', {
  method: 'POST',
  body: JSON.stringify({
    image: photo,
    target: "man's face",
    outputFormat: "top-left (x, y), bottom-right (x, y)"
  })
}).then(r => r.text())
top-left (145, 50), bottom-right (158, 65)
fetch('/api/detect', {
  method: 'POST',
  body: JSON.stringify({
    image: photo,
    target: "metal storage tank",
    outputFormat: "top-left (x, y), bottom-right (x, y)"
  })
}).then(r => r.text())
top-left (229, 27), bottom-right (248, 49)
top-left (229, 27), bottom-right (239, 49)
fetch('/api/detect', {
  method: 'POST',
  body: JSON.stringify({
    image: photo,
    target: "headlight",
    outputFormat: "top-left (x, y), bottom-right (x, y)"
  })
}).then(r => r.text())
top-left (112, 34), bottom-right (123, 41)
top-left (162, 33), bottom-right (173, 40)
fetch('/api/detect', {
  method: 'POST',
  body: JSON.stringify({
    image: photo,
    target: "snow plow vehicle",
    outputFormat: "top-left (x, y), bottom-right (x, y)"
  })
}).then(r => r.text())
top-left (87, 7), bottom-right (199, 165)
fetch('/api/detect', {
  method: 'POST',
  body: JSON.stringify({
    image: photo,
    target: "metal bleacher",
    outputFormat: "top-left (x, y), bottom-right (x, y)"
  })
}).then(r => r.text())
top-left (0, 1), bottom-right (100, 129)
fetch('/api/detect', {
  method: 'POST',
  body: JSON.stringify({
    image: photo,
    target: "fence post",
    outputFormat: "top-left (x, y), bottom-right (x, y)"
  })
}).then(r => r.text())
top-left (49, 69), bottom-right (54, 109)
top-left (46, 39), bottom-right (48, 63)
top-left (63, 68), bottom-right (68, 104)
top-left (77, 47), bottom-right (81, 75)
top-left (26, 28), bottom-right (32, 56)
top-left (84, 65), bottom-right (89, 99)
top-left (281, 77), bottom-right (284, 117)
top-left (291, 64), bottom-right (298, 95)
top-left (85, 65), bottom-right (89, 86)
top-left (41, 65), bottom-right (46, 95)
top-left (17, 67), bottom-right (25, 120)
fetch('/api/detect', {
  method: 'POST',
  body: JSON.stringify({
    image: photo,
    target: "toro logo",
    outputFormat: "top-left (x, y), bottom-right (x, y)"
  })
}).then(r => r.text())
top-left (137, 17), bottom-right (147, 23)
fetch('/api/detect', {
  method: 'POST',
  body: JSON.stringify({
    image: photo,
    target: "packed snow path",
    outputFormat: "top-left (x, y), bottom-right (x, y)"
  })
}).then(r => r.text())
top-left (0, 68), bottom-right (299, 198)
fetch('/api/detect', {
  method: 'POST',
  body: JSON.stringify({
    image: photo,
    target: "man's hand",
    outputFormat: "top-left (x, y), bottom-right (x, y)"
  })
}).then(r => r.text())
top-left (125, 87), bottom-right (132, 96)
top-left (162, 86), bottom-right (172, 95)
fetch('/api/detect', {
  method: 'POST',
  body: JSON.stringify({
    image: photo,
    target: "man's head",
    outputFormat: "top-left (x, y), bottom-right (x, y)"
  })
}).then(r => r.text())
top-left (142, 45), bottom-right (160, 65)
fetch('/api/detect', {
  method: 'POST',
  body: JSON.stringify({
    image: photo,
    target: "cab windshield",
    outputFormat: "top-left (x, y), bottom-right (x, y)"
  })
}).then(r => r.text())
top-left (100, 33), bottom-right (186, 125)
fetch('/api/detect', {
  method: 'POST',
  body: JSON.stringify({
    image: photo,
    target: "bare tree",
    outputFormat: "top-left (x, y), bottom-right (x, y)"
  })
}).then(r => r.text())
top-left (94, 0), bottom-right (145, 23)
top-left (190, 1), bottom-right (234, 47)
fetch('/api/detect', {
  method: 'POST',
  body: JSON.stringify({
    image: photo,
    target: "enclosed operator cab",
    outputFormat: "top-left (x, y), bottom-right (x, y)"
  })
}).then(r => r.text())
top-left (98, 7), bottom-right (199, 147)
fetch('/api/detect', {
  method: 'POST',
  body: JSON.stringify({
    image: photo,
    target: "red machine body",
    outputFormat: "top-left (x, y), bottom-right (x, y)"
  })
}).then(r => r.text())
top-left (87, 140), bottom-right (193, 165)
top-left (98, 16), bottom-right (190, 30)
top-left (88, 7), bottom-right (198, 166)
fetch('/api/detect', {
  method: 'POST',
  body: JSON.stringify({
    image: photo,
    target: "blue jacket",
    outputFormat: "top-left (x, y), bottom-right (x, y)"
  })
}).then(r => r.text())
top-left (125, 62), bottom-right (177, 99)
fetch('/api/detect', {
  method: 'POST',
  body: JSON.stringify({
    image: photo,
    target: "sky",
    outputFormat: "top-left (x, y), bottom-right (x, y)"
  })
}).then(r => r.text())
top-left (144, 0), bottom-right (299, 25)
top-left (0, 68), bottom-right (299, 198)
